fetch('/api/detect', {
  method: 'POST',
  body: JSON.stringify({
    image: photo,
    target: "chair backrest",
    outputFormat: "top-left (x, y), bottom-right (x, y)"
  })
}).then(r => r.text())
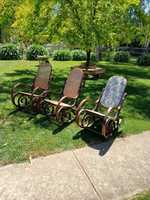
top-left (100, 76), bottom-right (127, 108)
top-left (33, 62), bottom-right (52, 90)
top-left (63, 68), bottom-right (84, 99)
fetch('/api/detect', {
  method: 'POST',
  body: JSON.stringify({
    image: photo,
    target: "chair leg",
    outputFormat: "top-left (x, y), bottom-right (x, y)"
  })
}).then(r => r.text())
top-left (11, 93), bottom-right (31, 110)
top-left (101, 118), bottom-right (115, 138)
top-left (76, 110), bottom-right (95, 128)
top-left (56, 107), bottom-right (75, 125)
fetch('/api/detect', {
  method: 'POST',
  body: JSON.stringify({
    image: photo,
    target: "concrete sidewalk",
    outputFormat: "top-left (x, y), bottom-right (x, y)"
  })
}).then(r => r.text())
top-left (0, 131), bottom-right (150, 200)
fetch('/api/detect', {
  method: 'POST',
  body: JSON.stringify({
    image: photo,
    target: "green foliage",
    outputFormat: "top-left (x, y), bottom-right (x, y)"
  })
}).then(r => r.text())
top-left (137, 53), bottom-right (150, 66)
top-left (113, 51), bottom-right (130, 63)
top-left (26, 44), bottom-right (48, 60)
top-left (72, 49), bottom-right (86, 61)
top-left (12, 0), bottom-right (55, 44)
top-left (53, 49), bottom-right (72, 61)
top-left (102, 51), bottom-right (115, 61)
top-left (52, 49), bottom-right (97, 61)
top-left (0, 59), bottom-right (150, 164)
top-left (130, 190), bottom-right (150, 200)
top-left (0, 43), bottom-right (20, 60)
top-left (90, 52), bottom-right (96, 62)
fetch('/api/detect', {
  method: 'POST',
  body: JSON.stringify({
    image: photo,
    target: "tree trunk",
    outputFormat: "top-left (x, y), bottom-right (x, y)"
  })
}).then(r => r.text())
top-left (96, 46), bottom-right (102, 61)
top-left (0, 28), bottom-right (2, 43)
top-left (86, 49), bottom-right (91, 69)
top-left (0, 27), bottom-right (7, 43)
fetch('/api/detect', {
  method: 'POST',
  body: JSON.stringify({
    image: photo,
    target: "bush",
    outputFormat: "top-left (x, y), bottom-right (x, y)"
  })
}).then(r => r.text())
top-left (90, 52), bottom-right (96, 61)
top-left (0, 43), bottom-right (20, 60)
top-left (53, 49), bottom-right (72, 61)
top-left (137, 54), bottom-right (150, 66)
top-left (102, 50), bottom-right (115, 61)
top-left (26, 44), bottom-right (48, 60)
top-left (72, 49), bottom-right (86, 61)
top-left (113, 51), bottom-right (130, 63)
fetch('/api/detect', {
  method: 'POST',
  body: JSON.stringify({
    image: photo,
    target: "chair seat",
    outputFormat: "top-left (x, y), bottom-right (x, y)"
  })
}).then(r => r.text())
top-left (85, 109), bottom-right (106, 118)
top-left (45, 99), bottom-right (72, 108)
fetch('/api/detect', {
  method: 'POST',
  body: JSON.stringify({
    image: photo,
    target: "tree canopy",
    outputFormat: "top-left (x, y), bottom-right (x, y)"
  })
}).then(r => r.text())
top-left (1, 0), bottom-right (149, 53)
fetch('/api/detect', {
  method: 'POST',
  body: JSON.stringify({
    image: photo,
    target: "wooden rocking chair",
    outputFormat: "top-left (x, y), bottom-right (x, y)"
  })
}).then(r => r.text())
top-left (76, 76), bottom-right (127, 138)
top-left (42, 68), bottom-right (84, 124)
top-left (11, 59), bottom-right (52, 112)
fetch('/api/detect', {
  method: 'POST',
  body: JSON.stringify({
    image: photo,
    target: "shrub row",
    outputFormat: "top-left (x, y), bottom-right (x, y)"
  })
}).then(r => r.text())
top-left (137, 53), bottom-right (150, 66)
top-left (53, 49), bottom-right (96, 61)
top-left (102, 50), bottom-right (150, 66)
top-left (0, 44), bottom-right (48, 60)
top-left (0, 43), bottom-right (150, 66)
top-left (0, 44), bottom-right (20, 60)
top-left (26, 45), bottom-right (48, 60)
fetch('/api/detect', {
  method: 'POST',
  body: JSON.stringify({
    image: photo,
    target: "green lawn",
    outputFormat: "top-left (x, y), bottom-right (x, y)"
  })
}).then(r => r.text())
top-left (128, 190), bottom-right (150, 200)
top-left (0, 60), bottom-right (150, 165)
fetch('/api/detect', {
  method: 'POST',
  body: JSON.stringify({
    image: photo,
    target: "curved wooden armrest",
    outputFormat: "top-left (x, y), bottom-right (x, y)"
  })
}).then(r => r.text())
top-left (76, 97), bottom-right (90, 114)
top-left (31, 88), bottom-right (50, 100)
top-left (95, 99), bottom-right (99, 104)
top-left (11, 83), bottom-right (31, 93)
top-left (40, 90), bottom-right (49, 98)
top-left (55, 96), bottom-right (70, 110)
top-left (31, 87), bottom-right (40, 98)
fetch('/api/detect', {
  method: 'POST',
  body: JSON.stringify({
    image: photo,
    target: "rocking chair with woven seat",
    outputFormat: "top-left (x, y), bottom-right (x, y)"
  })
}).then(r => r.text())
top-left (76, 76), bottom-right (127, 138)
top-left (11, 59), bottom-right (52, 112)
top-left (42, 68), bottom-right (84, 124)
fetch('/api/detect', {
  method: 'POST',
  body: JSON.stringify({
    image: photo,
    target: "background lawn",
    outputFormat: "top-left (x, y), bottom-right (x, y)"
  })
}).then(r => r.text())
top-left (0, 60), bottom-right (150, 164)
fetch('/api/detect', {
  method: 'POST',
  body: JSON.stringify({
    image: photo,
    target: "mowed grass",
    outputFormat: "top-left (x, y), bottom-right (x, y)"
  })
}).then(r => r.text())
top-left (128, 190), bottom-right (150, 200)
top-left (0, 60), bottom-right (150, 164)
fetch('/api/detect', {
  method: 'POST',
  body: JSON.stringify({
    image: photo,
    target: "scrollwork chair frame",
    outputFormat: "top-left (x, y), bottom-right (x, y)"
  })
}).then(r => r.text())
top-left (76, 76), bottom-right (127, 138)
top-left (43, 68), bottom-right (84, 124)
top-left (11, 60), bottom-right (52, 112)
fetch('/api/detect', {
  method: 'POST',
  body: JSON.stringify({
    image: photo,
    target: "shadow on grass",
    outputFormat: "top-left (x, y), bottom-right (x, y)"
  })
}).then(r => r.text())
top-left (0, 68), bottom-right (66, 104)
top-left (98, 62), bottom-right (150, 80)
top-left (30, 114), bottom-right (72, 134)
top-left (1, 61), bottom-right (150, 137)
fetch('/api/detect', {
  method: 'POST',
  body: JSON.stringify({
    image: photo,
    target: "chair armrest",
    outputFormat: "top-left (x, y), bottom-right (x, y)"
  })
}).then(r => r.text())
top-left (31, 87), bottom-right (40, 98)
top-left (76, 97), bottom-right (90, 114)
top-left (55, 96), bottom-right (70, 110)
top-left (11, 83), bottom-right (32, 94)
top-left (40, 90), bottom-right (49, 98)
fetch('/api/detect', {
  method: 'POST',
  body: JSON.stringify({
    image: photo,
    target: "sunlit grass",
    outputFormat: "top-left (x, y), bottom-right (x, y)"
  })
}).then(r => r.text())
top-left (128, 190), bottom-right (150, 200)
top-left (0, 59), bottom-right (150, 164)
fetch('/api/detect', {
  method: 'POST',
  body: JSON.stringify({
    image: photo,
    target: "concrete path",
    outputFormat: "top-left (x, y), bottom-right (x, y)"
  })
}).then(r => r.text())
top-left (0, 131), bottom-right (150, 200)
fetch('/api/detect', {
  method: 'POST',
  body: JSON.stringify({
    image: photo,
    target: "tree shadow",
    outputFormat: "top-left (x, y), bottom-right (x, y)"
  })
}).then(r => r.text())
top-left (31, 114), bottom-right (72, 134)
top-left (4, 69), bottom-right (36, 77)
top-left (98, 62), bottom-right (150, 80)
top-left (52, 122), bottom-right (73, 135)
top-left (0, 68), bottom-right (66, 104)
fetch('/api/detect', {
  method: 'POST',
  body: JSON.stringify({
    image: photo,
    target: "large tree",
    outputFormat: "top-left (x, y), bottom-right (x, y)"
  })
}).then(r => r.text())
top-left (12, 0), bottom-right (56, 44)
top-left (0, 0), bottom-right (23, 42)
top-left (52, 0), bottom-right (140, 67)
top-left (12, 0), bottom-right (140, 65)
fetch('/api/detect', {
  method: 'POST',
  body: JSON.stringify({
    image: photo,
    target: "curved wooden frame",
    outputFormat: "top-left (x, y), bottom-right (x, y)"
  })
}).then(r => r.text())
top-left (42, 68), bottom-right (84, 125)
top-left (11, 59), bottom-right (52, 112)
top-left (76, 76), bottom-right (127, 138)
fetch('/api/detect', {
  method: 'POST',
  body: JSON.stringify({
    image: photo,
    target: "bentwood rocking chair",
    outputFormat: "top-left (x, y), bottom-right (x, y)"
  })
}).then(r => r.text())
top-left (42, 68), bottom-right (84, 124)
top-left (11, 59), bottom-right (52, 112)
top-left (76, 76), bottom-right (127, 138)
